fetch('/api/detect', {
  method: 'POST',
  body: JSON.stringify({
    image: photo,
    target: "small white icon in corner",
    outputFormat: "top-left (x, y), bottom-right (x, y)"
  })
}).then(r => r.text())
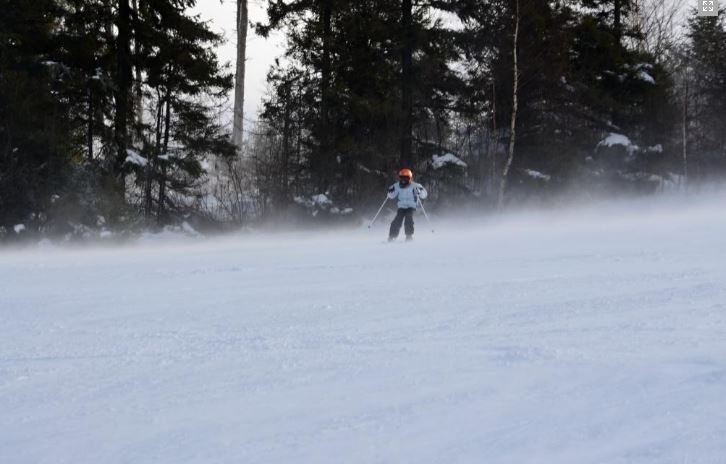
top-left (698, 0), bottom-right (719, 16)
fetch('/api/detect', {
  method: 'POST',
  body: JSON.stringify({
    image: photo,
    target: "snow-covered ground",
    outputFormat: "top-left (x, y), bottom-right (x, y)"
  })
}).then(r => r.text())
top-left (2, 194), bottom-right (726, 464)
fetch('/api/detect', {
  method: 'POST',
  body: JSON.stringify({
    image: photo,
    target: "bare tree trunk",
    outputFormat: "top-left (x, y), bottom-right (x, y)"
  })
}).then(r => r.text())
top-left (632, 0), bottom-right (646, 51)
top-left (132, 0), bottom-right (143, 139)
top-left (498, 0), bottom-right (519, 209)
top-left (320, 0), bottom-right (332, 191)
top-left (114, 0), bottom-right (133, 196)
top-left (87, 84), bottom-right (94, 161)
top-left (400, 0), bottom-right (414, 168)
top-left (435, 116), bottom-right (442, 153)
top-left (157, 96), bottom-right (172, 223)
top-left (682, 70), bottom-right (689, 192)
top-left (281, 105), bottom-right (291, 207)
top-left (233, 0), bottom-right (248, 156)
top-left (490, 78), bottom-right (497, 196)
top-left (145, 89), bottom-right (164, 218)
top-left (614, 0), bottom-right (622, 42)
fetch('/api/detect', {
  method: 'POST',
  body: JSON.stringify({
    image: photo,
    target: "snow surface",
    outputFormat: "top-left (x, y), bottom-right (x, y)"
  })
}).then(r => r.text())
top-left (2, 194), bottom-right (726, 464)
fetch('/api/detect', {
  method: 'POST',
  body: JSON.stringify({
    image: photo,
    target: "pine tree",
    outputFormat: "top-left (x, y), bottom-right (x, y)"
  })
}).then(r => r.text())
top-left (0, 0), bottom-right (73, 230)
top-left (256, 0), bottom-right (464, 215)
top-left (686, 9), bottom-right (726, 178)
top-left (129, 0), bottom-right (234, 223)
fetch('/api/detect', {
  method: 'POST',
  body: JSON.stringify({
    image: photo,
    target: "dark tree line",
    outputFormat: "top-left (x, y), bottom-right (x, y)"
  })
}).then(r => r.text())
top-left (1, 0), bottom-right (233, 239)
top-left (249, 1), bottom-right (726, 217)
top-left (1, 1), bottom-right (726, 239)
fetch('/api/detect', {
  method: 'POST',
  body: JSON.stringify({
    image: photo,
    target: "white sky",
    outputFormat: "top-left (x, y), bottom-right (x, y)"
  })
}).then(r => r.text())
top-left (192, 0), bottom-right (284, 128)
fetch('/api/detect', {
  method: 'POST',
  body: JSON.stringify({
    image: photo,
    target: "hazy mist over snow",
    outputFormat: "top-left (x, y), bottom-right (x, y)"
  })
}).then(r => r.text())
top-left (1, 191), bottom-right (726, 463)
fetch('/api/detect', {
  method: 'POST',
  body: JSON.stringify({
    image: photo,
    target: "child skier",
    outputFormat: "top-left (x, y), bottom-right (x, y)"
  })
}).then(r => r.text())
top-left (387, 168), bottom-right (428, 241)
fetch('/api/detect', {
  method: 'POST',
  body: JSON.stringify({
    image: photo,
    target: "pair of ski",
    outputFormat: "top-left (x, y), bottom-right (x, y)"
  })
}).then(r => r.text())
top-left (386, 236), bottom-right (414, 244)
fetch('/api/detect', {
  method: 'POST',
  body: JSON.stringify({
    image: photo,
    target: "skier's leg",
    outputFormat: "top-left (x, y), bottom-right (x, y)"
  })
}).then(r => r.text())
top-left (389, 209), bottom-right (405, 239)
top-left (404, 208), bottom-right (415, 237)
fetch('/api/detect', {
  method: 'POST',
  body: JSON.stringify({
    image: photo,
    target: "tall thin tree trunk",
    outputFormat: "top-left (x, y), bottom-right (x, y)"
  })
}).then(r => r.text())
top-left (157, 96), bottom-right (172, 223)
top-left (319, 0), bottom-right (332, 191)
top-left (145, 90), bottom-right (164, 217)
top-left (490, 79), bottom-right (497, 196)
top-left (132, 0), bottom-right (143, 140)
top-left (498, 0), bottom-right (519, 209)
top-left (281, 105), bottom-right (291, 206)
top-left (614, 0), bottom-right (622, 41)
top-left (233, 0), bottom-right (248, 156)
top-left (296, 93), bottom-right (303, 193)
top-left (157, 93), bottom-right (171, 224)
top-left (87, 84), bottom-right (94, 161)
top-left (682, 72), bottom-right (689, 192)
top-left (400, 0), bottom-right (413, 168)
top-left (114, 0), bottom-right (132, 196)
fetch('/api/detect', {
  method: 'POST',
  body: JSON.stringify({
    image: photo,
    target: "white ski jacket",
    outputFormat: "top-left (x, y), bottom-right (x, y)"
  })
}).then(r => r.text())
top-left (387, 182), bottom-right (428, 209)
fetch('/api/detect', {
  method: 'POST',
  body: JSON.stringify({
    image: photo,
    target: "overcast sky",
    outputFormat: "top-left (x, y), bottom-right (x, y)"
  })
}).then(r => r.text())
top-left (192, 0), bottom-right (284, 128)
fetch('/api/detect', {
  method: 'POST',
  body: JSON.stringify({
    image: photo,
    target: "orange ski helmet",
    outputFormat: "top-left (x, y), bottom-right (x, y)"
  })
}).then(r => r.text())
top-left (398, 168), bottom-right (413, 180)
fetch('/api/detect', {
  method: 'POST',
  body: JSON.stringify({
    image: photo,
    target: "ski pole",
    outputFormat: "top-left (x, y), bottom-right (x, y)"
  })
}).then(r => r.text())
top-left (368, 197), bottom-right (389, 228)
top-left (418, 198), bottom-right (435, 233)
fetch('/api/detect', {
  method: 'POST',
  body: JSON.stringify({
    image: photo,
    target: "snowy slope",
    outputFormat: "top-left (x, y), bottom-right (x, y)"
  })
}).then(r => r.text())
top-left (1, 194), bottom-right (726, 464)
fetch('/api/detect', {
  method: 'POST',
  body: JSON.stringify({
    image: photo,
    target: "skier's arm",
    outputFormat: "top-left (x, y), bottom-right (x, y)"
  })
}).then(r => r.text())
top-left (387, 184), bottom-right (398, 200)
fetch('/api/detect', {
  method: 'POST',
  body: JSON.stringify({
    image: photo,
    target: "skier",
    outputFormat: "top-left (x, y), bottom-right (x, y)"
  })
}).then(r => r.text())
top-left (387, 168), bottom-right (428, 241)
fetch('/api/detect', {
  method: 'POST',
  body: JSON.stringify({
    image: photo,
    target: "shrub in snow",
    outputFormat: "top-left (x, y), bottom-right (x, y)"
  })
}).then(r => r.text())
top-left (424, 152), bottom-right (470, 208)
top-left (581, 132), bottom-right (671, 194)
top-left (595, 132), bottom-right (640, 163)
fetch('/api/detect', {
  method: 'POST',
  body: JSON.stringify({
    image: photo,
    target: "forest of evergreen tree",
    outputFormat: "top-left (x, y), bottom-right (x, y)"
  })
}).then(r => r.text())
top-left (1, 0), bottom-right (725, 240)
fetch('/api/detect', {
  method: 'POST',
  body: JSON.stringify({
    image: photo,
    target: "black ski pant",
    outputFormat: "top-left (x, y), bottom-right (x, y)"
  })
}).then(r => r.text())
top-left (389, 207), bottom-right (415, 238)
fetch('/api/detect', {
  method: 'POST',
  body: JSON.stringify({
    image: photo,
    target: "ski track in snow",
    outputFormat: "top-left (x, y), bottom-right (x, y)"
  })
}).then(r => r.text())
top-left (1, 196), bottom-right (726, 463)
